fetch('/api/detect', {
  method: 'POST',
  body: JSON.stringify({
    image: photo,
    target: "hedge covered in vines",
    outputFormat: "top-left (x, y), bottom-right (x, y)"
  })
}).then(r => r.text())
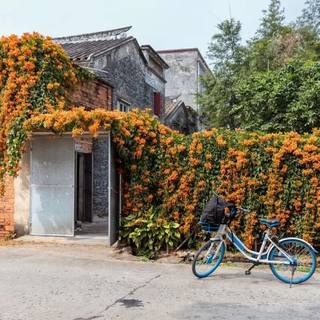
top-left (26, 109), bottom-right (320, 251)
top-left (1, 34), bottom-right (320, 255)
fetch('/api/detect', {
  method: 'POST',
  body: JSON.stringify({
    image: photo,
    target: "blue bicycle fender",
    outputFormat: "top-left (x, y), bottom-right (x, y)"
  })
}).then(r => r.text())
top-left (279, 237), bottom-right (318, 254)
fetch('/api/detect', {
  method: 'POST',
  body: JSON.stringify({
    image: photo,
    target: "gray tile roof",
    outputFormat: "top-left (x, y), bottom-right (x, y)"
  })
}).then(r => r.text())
top-left (59, 37), bottom-right (134, 61)
top-left (53, 27), bottom-right (134, 62)
top-left (54, 27), bottom-right (164, 87)
top-left (54, 26), bottom-right (132, 43)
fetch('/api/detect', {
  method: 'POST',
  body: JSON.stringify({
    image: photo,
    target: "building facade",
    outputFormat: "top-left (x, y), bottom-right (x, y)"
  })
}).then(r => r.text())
top-left (1, 79), bottom-right (120, 245)
top-left (55, 27), bottom-right (168, 117)
top-left (158, 48), bottom-right (211, 131)
top-left (0, 27), bottom-right (170, 244)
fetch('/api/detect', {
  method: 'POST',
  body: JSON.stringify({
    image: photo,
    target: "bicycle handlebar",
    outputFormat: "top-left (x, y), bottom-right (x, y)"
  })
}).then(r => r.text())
top-left (226, 206), bottom-right (251, 225)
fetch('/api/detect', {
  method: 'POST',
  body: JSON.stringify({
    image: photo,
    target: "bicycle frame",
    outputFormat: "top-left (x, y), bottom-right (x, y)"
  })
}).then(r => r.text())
top-left (211, 224), bottom-right (294, 265)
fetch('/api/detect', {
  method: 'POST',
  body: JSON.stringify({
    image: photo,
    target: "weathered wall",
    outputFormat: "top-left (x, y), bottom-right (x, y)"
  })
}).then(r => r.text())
top-left (0, 176), bottom-right (15, 238)
top-left (90, 41), bottom-right (165, 112)
top-left (14, 146), bottom-right (30, 237)
top-left (90, 42), bottom-right (147, 108)
top-left (158, 50), bottom-right (200, 112)
top-left (70, 79), bottom-right (113, 110)
top-left (145, 68), bottom-right (166, 103)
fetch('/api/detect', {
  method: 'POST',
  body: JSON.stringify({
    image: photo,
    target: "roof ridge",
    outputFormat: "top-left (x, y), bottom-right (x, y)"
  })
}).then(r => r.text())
top-left (54, 26), bottom-right (132, 44)
top-left (157, 48), bottom-right (199, 54)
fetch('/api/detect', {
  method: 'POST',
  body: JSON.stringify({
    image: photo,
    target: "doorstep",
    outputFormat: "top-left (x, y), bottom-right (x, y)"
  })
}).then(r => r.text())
top-left (14, 234), bottom-right (109, 246)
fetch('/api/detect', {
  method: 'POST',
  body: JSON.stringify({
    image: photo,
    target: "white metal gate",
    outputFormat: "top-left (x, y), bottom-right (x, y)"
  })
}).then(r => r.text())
top-left (30, 136), bottom-right (75, 236)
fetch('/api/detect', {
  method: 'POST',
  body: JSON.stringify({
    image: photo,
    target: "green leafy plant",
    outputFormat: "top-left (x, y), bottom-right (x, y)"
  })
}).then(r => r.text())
top-left (121, 207), bottom-right (180, 258)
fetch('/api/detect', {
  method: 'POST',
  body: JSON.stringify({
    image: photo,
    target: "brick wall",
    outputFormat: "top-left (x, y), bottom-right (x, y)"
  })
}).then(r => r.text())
top-left (0, 176), bottom-right (14, 238)
top-left (70, 79), bottom-right (113, 110)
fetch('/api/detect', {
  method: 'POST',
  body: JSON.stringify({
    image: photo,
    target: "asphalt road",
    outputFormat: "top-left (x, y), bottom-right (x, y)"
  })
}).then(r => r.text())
top-left (0, 244), bottom-right (319, 320)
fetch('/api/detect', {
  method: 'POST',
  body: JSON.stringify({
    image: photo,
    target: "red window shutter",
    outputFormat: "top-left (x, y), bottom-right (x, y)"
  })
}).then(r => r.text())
top-left (153, 92), bottom-right (161, 117)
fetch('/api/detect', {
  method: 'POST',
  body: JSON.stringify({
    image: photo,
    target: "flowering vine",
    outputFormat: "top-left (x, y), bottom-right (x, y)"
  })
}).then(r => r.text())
top-left (0, 32), bottom-right (88, 185)
top-left (1, 34), bottom-right (320, 252)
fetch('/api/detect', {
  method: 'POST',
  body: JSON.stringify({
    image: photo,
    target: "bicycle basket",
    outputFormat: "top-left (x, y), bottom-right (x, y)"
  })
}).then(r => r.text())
top-left (200, 195), bottom-right (235, 226)
top-left (200, 222), bottom-right (219, 233)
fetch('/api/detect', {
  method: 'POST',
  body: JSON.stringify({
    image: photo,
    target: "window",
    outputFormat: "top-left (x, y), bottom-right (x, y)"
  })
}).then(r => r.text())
top-left (117, 99), bottom-right (130, 112)
top-left (153, 92), bottom-right (161, 117)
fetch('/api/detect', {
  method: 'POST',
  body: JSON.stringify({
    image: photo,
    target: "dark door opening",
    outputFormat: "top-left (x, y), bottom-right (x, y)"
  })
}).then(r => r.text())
top-left (75, 151), bottom-right (108, 236)
top-left (75, 152), bottom-right (93, 234)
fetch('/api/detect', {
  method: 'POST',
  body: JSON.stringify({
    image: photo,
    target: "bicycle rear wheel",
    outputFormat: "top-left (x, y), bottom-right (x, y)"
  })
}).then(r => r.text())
top-left (268, 238), bottom-right (317, 284)
top-left (192, 239), bottom-right (225, 278)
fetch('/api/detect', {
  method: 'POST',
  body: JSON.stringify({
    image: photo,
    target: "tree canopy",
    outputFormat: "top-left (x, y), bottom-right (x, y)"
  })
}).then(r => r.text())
top-left (200, 0), bottom-right (320, 133)
top-left (297, 0), bottom-right (320, 35)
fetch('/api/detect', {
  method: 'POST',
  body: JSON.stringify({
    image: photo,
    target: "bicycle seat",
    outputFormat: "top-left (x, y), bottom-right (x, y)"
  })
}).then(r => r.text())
top-left (259, 219), bottom-right (280, 228)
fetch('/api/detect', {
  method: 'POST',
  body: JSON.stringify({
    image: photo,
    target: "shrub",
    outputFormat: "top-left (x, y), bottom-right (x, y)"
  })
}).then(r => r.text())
top-left (122, 207), bottom-right (180, 258)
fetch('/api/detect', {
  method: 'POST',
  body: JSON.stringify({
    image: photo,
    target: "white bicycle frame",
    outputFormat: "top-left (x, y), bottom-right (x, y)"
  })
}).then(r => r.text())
top-left (210, 224), bottom-right (294, 265)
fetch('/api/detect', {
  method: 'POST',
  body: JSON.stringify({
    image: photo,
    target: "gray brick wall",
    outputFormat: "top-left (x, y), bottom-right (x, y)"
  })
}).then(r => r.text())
top-left (92, 135), bottom-right (109, 218)
top-left (90, 41), bottom-right (165, 110)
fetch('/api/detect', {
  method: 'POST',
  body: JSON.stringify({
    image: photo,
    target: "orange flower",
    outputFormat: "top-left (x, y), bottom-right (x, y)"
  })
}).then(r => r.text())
top-left (242, 139), bottom-right (255, 146)
top-left (216, 136), bottom-right (226, 147)
top-left (204, 162), bottom-right (212, 170)
top-left (24, 61), bottom-right (35, 71)
top-left (306, 203), bottom-right (314, 209)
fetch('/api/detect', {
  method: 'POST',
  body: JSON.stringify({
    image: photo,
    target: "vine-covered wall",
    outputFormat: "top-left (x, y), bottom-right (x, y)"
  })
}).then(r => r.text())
top-left (0, 32), bottom-right (87, 183)
top-left (1, 34), bottom-right (319, 253)
top-left (26, 109), bottom-right (320, 251)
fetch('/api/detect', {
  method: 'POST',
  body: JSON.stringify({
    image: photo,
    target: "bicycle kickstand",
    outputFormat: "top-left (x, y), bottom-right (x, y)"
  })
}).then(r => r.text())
top-left (289, 266), bottom-right (296, 288)
top-left (245, 262), bottom-right (259, 275)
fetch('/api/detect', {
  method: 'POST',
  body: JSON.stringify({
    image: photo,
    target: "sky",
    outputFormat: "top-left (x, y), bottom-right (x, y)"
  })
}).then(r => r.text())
top-left (0, 0), bottom-right (306, 57)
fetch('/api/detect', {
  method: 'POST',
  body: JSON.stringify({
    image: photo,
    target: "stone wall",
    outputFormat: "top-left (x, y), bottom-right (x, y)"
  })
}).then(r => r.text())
top-left (90, 41), bottom-right (165, 113)
top-left (0, 176), bottom-right (15, 238)
top-left (92, 135), bottom-right (109, 220)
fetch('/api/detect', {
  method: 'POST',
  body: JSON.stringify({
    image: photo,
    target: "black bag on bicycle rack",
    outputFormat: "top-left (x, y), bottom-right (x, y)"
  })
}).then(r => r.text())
top-left (200, 196), bottom-right (235, 231)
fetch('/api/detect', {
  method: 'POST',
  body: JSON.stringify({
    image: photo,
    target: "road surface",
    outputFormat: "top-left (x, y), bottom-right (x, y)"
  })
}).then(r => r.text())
top-left (0, 243), bottom-right (319, 320)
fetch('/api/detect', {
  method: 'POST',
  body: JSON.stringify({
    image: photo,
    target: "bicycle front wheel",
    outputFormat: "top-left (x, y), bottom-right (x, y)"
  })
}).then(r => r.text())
top-left (268, 238), bottom-right (317, 284)
top-left (192, 239), bottom-right (225, 278)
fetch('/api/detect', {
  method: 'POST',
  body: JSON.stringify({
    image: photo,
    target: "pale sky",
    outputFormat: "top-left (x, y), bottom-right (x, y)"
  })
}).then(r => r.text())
top-left (0, 0), bottom-right (306, 57)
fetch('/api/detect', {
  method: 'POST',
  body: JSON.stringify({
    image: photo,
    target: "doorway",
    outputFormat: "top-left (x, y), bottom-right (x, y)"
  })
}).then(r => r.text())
top-left (76, 152), bottom-right (92, 222)
top-left (75, 152), bottom-right (107, 236)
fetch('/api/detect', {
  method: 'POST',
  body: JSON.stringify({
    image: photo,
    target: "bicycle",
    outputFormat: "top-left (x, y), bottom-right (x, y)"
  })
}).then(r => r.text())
top-left (192, 206), bottom-right (318, 285)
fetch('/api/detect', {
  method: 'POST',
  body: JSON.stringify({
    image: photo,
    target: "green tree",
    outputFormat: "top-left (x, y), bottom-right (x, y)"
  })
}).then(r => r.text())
top-left (199, 73), bottom-right (239, 129)
top-left (248, 26), bottom-right (320, 72)
top-left (207, 18), bottom-right (244, 75)
top-left (297, 0), bottom-right (320, 35)
top-left (257, 0), bottom-right (285, 38)
top-left (232, 61), bottom-right (320, 132)
top-left (247, 0), bottom-right (287, 72)
top-left (200, 18), bottom-right (245, 129)
top-left (200, 0), bottom-right (320, 132)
